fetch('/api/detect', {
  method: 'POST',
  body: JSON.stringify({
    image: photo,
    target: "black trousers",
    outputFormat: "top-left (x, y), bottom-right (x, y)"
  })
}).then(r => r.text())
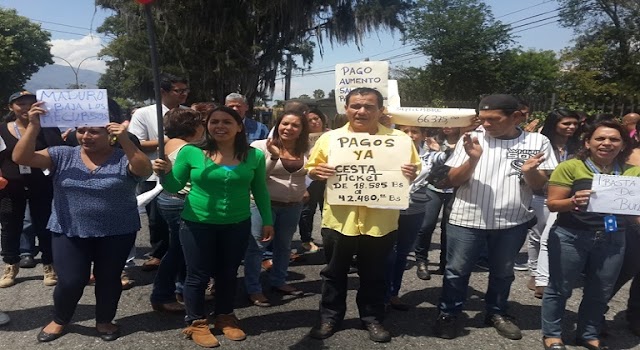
top-left (139, 181), bottom-right (170, 259)
top-left (612, 223), bottom-right (640, 323)
top-left (319, 228), bottom-right (397, 325)
top-left (180, 219), bottom-right (250, 323)
top-left (0, 181), bottom-right (53, 265)
top-left (51, 232), bottom-right (135, 325)
top-left (298, 180), bottom-right (326, 243)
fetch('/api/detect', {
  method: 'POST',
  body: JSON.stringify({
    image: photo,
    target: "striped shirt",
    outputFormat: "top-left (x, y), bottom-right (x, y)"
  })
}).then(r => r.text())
top-left (446, 129), bottom-right (557, 229)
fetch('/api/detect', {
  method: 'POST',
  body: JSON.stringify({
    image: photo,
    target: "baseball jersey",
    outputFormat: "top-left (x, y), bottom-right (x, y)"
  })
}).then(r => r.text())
top-left (446, 129), bottom-right (557, 229)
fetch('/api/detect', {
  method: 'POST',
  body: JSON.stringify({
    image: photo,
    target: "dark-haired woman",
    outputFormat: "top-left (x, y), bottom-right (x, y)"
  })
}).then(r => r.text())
top-left (13, 101), bottom-right (152, 342)
top-left (156, 106), bottom-right (274, 348)
top-left (530, 109), bottom-right (581, 297)
top-left (0, 92), bottom-right (63, 288)
top-left (298, 108), bottom-right (329, 253)
top-left (541, 120), bottom-right (638, 350)
top-left (244, 111), bottom-right (309, 307)
top-left (150, 108), bottom-right (205, 312)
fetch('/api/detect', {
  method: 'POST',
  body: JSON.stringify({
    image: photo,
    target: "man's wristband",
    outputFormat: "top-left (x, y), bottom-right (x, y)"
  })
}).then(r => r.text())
top-left (270, 156), bottom-right (279, 161)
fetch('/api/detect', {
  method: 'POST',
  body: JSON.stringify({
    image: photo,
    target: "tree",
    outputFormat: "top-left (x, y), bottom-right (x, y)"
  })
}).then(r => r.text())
top-left (298, 94), bottom-right (311, 100)
top-left (0, 8), bottom-right (53, 104)
top-left (328, 89), bottom-right (335, 98)
top-left (313, 89), bottom-right (325, 99)
top-left (404, 0), bottom-right (512, 100)
top-left (96, 0), bottom-right (413, 106)
top-left (556, 0), bottom-right (640, 96)
top-left (494, 49), bottom-right (560, 95)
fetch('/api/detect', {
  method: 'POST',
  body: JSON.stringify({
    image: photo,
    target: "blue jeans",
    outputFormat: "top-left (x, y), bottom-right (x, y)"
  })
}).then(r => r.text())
top-left (150, 192), bottom-right (186, 304)
top-left (244, 202), bottom-right (302, 294)
top-left (180, 219), bottom-right (250, 323)
top-left (385, 212), bottom-right (424, 302)
top-left (414, 189), bottom-right (453, 269)
top-left (438, 222), bottom-right (528, 316)
top-left (541, 225), bottom-right (625, 340)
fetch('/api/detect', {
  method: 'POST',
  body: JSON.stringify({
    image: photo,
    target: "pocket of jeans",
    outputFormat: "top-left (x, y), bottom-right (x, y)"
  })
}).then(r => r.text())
top-left (551, 225), bottom-right (579, 243)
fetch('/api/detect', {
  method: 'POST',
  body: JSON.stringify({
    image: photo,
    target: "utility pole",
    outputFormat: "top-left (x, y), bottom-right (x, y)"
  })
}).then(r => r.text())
top-left (284, 53), bottom-right (293, 100)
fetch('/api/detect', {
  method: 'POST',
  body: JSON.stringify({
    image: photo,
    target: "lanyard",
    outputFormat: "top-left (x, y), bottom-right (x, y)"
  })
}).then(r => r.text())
top-left (12, 122), bottom-right (22, 140)
top-left (584, 158), bottom-right (621, 175)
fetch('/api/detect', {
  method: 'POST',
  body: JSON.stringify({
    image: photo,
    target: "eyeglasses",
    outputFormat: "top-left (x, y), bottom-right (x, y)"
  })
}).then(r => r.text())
top-left (172, 88), bottom-right (190, 95)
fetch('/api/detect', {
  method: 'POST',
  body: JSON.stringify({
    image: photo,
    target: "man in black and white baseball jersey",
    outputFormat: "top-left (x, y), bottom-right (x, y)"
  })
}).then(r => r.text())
top-left (433, 94), bottom-right (557, 341)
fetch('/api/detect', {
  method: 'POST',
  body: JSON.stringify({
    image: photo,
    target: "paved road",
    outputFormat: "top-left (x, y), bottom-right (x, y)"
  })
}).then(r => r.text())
top-left (1, 214), bottom-right (638, 349)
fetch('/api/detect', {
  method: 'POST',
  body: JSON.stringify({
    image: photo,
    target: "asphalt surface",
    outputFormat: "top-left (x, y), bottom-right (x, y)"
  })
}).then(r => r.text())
top-left (1, 213), bottom-right (638, 350)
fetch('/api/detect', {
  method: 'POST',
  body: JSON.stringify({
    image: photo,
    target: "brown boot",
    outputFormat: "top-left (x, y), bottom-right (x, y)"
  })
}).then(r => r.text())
top-left (214, 314), bottom-right (246, 341)
top-left (43, 264), bottom-right (57, 286)
top-left (0, 264), bottom-right (19, 288)
top-left (182, 319), bottom-right (219, 348)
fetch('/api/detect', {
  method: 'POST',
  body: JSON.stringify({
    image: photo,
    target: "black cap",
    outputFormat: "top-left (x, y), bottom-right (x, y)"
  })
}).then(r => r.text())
top-left (8, 91), bottom-right (36, 104)
top-left (478, 94), bottom-right (519, 111)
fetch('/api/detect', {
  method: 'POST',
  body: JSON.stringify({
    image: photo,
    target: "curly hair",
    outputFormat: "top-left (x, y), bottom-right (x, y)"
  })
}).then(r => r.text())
top-left (164, 108), bottom-right (202, 139)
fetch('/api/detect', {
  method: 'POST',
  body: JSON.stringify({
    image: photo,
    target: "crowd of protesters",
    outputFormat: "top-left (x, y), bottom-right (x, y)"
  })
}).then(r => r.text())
top-left (0, 74), bottom-right (638, 350)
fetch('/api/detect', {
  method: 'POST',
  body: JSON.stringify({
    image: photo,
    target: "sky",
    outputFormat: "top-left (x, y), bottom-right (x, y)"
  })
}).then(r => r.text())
top-left (2, 0), bottom-right (575, 102)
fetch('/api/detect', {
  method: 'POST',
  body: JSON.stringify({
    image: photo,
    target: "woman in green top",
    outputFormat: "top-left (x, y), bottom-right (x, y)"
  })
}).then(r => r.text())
top-left (155, 106), bottom-right (274, 348)
top-left (542, 120), bottom-right (637, 350)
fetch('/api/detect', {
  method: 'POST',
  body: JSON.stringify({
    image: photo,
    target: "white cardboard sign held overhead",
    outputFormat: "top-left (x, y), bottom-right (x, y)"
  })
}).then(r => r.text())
top-left (335, 61), bottom-right (389, 114)
top-left (36, 89), bottom-right (110, 128)
top-left (588, 174), bottom-right (640, 215)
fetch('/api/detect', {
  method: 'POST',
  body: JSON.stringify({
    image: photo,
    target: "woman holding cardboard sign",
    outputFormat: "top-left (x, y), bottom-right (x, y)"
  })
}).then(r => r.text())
top-left (0, 91), bottom-right (64, 289)
top-left (541, 120), bottom-right (638, 350)
top-left (12, 101), bottom-right (152, 342)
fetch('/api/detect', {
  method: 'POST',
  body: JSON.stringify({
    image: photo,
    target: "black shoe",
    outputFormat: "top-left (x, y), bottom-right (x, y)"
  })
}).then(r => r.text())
top-left (309, 322), bottom-right (337, 339)
top-left (543, 337), bottom-right (566, 350)
top-left (363, 322), bottom-right (391, 343)
top-left (97, 325), bottom-right (120, 341)
top-left (37, 327), bottom-right (65, 342)
top-left (575, 338), bottom-right (608, 350)
top-left (416, 261), bottom-right (431, 280)
top-left (485, 314), bottom-right (522, 340)
top-left (19, 255), bottom-right (36, 268)
top-left (433, 313), bottom-right (458, 339)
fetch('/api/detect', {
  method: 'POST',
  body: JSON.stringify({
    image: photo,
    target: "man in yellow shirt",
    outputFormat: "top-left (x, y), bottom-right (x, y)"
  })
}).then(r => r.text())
top-left (306, 87), bottom-right (420, 343)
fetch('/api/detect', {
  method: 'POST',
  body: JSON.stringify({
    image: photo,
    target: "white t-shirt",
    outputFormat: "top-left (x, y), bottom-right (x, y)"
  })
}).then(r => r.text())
top-left (446, 129), bottom-right (557, 230)
top-left (129, 104), bottom-right (173, 181)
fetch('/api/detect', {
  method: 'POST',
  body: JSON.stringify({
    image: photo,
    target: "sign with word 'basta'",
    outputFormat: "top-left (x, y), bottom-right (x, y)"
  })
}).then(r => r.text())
top-left (335, 61), bottom-right (389, 114)
top-left (36, 89), bottom-right (110, 128)
top-left (327, 133), bottom-right (412, 209)
top-left (588, 174), bottom-right (640, 215)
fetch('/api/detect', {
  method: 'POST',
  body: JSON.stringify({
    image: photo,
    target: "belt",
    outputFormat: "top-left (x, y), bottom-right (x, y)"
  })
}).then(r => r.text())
top-left (162, 190), bottom-right (186, 200)
top-left (271, 200), bottom-right (300, 207)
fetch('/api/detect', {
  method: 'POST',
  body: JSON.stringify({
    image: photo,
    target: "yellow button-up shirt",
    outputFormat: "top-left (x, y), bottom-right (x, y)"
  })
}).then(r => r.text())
top-left (306, 123), bottom-right (421, 237)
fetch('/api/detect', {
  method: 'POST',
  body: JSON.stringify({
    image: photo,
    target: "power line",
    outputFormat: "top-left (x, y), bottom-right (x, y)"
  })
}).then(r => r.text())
top-left (497, 0), bottom-right (554, 18)
top-left (33, 19), bottom-right (92, 31)
top-left (511, 19), bottom-right (560, 34)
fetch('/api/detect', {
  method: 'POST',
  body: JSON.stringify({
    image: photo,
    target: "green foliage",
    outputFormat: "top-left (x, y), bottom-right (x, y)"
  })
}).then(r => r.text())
top-left (556, 0), bottom-right (640, 101)
top-left (0, 8), bottom-right (53, 104)
top-left (405, 0), bottom-right (512, 100)
top-left (298, 94), bottom-right (311, 100)
top-left (313, 89), bottom-right (325, 99)
top-left (96, 0), bottom-right (412, 106)
top-left (495, 49), bottom-right (560, 95)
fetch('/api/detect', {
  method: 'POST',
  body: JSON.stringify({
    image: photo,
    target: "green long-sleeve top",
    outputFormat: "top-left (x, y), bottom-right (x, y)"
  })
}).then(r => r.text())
top-left (162, 145), bottom-right (273, 226)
